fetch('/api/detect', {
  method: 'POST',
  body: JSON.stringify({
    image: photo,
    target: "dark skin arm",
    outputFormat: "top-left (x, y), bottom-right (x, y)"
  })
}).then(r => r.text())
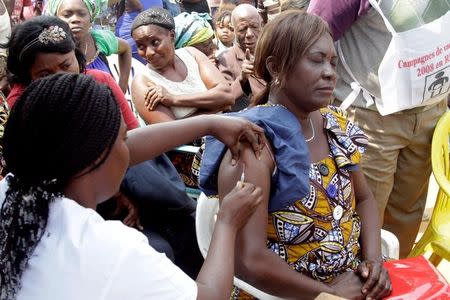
top-left (219, 141), bottom-right (381, 300)
top-left (131, 74), bottom-right (177, 124)
top-left (126, 114), bottom-right (264, 166)
top-left (117, 38), bottom-right (132, 94)
top-left (134, 47), bottom-right (234, 123)
top-left (197, 182), bottom-right (263, 300)
top-left (218, 142), bottom-right (337, 300)
top-left (353, 170), bottom-right (392, 299)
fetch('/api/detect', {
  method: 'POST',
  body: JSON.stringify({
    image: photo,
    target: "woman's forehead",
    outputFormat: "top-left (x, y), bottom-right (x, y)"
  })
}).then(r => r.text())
top-left (133, 24), bottom-right (169, 38)
top-left (58, 0), bottom-right (89, 11)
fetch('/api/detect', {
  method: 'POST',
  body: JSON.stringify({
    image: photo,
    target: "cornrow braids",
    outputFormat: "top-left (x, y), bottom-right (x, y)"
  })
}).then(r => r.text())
top-left (0, 73), bottom-right (121, 299)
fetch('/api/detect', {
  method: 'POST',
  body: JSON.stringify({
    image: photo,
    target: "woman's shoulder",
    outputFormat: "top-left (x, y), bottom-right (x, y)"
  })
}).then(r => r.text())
top-left (320, 105), bottom-right (368, 169)
top-left (177, 46), bottom-right (201, 64)
top-left (90, 29), bottom-right (119, 56)
top-left (320, 105), bottom-right (348, 120)
top-left (199, 105), bottom-right (311, 211)
top-left (85, 68), bottom-right (113, 82)
top-left (6, 83), bottom-right (26, 108)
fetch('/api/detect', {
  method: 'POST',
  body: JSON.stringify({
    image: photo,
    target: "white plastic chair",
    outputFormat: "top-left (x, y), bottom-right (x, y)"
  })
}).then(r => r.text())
top-left (106, 54), bottom-right (147, 127)
top-left (195, 193), bottom-right (400, 300)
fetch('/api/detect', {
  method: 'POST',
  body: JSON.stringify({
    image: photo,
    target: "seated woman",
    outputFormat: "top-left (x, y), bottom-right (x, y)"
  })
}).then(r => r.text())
top-left (198, 11), bottom-right (391, 300)
top-left (0, 73), bottom-right (264, 299)
top-left (4, 15), bottom-right (139, 130)
top-left (3, 16), bottom-right (208, 276)
top-left (174, 12), bottom-right (216, 63)
top-left (114, 0), bottom-right (164, 65)
top-left (131, 8), bottom-right (234, 124)
top-left (45, 0), bottom-right (132, 93)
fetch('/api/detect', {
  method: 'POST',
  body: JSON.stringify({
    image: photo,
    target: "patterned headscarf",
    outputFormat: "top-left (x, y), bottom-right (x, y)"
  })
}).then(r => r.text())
top-left (45, 0), bottom-right (107, 21)
top-left (174, 12), bottom-right (214, 49)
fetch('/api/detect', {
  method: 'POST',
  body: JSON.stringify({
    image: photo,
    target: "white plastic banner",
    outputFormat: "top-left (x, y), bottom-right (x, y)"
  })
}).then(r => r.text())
top-left (369, 0), bottom-right (450, 115)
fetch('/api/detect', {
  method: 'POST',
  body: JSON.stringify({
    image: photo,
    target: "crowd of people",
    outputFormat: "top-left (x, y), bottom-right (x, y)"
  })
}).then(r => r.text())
top-left (0, 0), bottom-right (449, 299)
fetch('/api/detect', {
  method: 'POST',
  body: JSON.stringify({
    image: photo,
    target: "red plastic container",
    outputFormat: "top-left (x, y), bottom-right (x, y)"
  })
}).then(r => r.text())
top-left (384, 256), bottom-right (450, 299)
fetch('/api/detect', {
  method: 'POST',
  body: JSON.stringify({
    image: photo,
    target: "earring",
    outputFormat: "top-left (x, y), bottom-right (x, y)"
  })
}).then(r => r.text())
top-left (273, 77), bottom-right (280, 86)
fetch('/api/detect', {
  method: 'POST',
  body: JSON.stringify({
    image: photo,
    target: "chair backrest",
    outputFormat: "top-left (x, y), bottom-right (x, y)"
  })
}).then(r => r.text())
top-left (195, 193), bottom-right (284, 300)
top-left (106, 54), bottom-right (147, 127)
top-left (195, 193), bottom-right (400, 299)
top-left (430, 110), bottom-right (450, 225)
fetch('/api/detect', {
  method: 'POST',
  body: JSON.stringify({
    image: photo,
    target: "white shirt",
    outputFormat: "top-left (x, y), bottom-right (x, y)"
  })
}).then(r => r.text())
top-left (0, 0), bottom-right (10, 56)
top-left (0, 177), bottom-right (198, 300)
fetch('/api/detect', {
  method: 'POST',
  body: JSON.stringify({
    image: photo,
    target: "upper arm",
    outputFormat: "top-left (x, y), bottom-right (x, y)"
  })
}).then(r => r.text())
top-left (216, 53), bottom-right (236, 84)
top-left (118, 37), bottom-right (131, 54)
top-left (351, 168), bottom-right (374, 205)
top-left (218, 141), bottom-right (274, 272)
top-left (186, 47), bottom-right (228, 89)
top-left (91, 30), bottom-right (119, 56)
top-left (307, 0), bottom-right (370, 41)
top-left (131, 74), bottom-right (175, 124)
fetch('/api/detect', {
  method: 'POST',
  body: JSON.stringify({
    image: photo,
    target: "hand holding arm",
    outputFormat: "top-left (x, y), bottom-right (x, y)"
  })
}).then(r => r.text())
top-left (196, 182), bottom-right (263, 300)
top-left (218, 143), bottom-right (335, 300)
top-left (163, 47), bottom-right (233, 111)
top-left (126, 114), bottom-right (265, 166)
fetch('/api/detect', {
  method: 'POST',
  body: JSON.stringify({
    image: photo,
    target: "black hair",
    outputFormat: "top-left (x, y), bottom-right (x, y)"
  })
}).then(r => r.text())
top-left (214, 8), bottom-right (233, 27)
top-left (1, 15), bottom-right (86, 85)
top-left (131, 7), bottom-right (175, 34)
top-left (0, 73), bottom-right (121, 299)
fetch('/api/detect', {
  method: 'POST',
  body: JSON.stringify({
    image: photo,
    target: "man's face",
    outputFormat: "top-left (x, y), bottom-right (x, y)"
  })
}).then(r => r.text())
top-left (233, 13), bottom-right (262, 54)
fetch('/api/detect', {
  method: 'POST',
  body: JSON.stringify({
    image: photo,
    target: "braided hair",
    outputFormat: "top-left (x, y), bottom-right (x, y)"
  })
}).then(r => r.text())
top-left (1, 16), bottom-right (86, 85)
top-left (0, 73), bottom-right (121, 299)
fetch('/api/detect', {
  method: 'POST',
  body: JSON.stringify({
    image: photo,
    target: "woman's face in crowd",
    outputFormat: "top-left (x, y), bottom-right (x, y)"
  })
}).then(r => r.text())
top-left (57, 0), bottom-right (91, 41)
top-left (133, 25), bottom-right (175, 70)
top-left (282, 34), bottom-right (337, 112)
top-left (93, 120), bottom-right (130, 204)
top-left (30, 50), bottom-right (80, 80)
top-left (216, 16), bottom-right (234, 46)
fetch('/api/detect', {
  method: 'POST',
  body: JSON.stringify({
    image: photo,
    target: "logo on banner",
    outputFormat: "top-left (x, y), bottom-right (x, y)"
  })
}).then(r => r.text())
top-left (422, 65), bottom-right (450, 103)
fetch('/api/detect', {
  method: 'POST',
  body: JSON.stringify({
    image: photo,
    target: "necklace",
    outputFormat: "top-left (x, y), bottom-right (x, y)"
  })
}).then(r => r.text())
top-left (305, 118), bottom-right (315, 142)
top-left (266, 102), bottom-right (316, 142)
top-left (83, 37), bottom-right (99, 66)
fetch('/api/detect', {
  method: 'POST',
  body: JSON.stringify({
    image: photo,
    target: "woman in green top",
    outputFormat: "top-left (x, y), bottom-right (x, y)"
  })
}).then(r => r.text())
top-left (46, 0), bottom-right (132, 93)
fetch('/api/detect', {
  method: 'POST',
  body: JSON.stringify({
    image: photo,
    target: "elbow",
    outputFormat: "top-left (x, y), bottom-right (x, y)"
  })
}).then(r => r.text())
top-left (217, 83), bottom-right (235, 107)
top-left (235, 250), bottom-right (269, 286)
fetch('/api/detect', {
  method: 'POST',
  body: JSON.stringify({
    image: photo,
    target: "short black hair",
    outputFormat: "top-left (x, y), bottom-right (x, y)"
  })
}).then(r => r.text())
top-left (131, 7), bottom-right (175, 33)
top-left (2, 15), bottom-right (86, 85)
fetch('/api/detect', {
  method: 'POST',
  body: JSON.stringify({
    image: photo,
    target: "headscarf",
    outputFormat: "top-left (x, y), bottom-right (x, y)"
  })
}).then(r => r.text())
top-left (174, 12), bottom-right (214, 49)
top-left (131, 7), bottom-right (175, 33)
top-left (45, 0), bottom-right (107, 21)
